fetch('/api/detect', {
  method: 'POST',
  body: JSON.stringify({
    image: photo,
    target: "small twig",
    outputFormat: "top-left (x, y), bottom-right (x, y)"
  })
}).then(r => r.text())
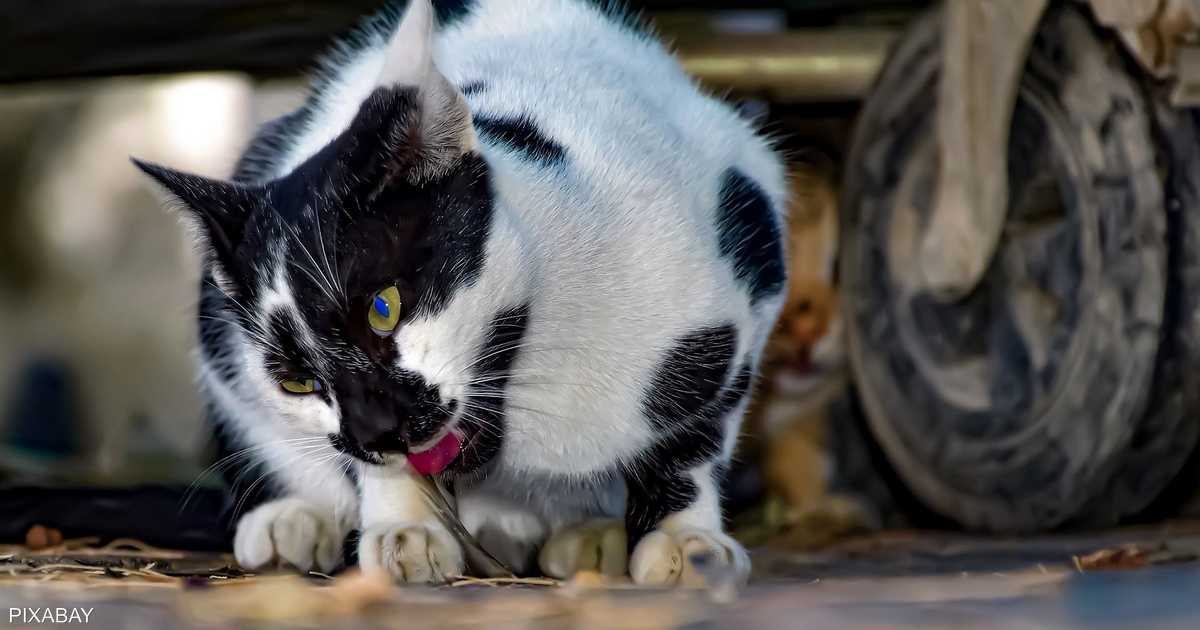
top-left (31, 563), bottom-right (110, 573)
top-left (59, 537), bottom-right (102, 550)
top-left (448, 575), bottom-right (560, 588)
top-left (416, 475), bottom-right (515, 577)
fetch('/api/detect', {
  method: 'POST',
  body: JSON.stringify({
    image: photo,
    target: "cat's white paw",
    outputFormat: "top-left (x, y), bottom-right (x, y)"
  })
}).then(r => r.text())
top-left (233, 498), bottom-right (344, 573)
top-left (538, 519), bottom-right (627, 579)
top-left (629, 528), bottom-right (749, 587)
top-left (358, 521), bottom-right (464, 584)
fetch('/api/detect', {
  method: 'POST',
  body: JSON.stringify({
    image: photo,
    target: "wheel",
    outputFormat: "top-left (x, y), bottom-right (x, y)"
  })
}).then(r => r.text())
top-left (841, 5), bottom-right (1169, 532)
top-left (1073, 97), bottom-right (1200, 526)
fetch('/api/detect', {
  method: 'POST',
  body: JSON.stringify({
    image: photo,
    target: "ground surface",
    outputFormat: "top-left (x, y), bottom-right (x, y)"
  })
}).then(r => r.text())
top-left (3, 522), bottom-right (1200, 629)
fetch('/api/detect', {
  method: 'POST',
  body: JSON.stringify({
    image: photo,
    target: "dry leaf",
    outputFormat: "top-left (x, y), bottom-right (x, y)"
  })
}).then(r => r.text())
top-left (1073, 546), bottom-right (1149, 571)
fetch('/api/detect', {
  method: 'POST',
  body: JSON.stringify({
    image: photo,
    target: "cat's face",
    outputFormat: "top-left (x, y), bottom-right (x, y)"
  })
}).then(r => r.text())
top-left (763, 162), bottom-right (845, 391)
top-left (136, 13), bottom-right (517, 475)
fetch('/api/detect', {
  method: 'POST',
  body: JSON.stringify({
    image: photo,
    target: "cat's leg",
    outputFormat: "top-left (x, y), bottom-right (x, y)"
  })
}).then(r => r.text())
top-left (538, 519), bottom-right (628, 579)
top-left (456, 488), bottom-right (547, 576)
top-left (229, 450), bottom-right (356, 574)
top-left (356, 465), bottom-right (465, 583)
top-left (218, 409), bottom-right (355, 574)
top-left (234, 496), bottom-right (349, 573)
top-left (623, 401), bottom-right (752, 587)
top-left (625, 462), bottom-right (749, 586)
top-left (459, 474), bottom-right (626, 579)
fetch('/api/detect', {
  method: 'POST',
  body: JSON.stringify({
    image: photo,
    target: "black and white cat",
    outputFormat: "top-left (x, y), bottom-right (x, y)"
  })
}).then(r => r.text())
top-left (136, 0), bottom-right (786, 584)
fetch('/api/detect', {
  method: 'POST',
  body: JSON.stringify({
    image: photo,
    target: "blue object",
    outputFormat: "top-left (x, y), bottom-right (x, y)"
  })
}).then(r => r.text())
top-left (374, 295), bottom-right (390, 318)
top-left (3, 357), bottom-right (78, 458)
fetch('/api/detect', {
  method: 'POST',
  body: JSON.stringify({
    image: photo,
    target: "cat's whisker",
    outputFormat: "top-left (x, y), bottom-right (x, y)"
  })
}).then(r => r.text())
top-left (457, 408), bottom-right (509, 441)
top-left (460, 399), bottom-right (583, 426)
top-left (197, 316), bottom-right (287, 355)
top-left (180, 435), bottom-right (333, 511)
top-left (225, 441), bottom-right (332, 487)
top-left (276, 211), bottom-right (344, 308)
top-left (230, 442), bottom-right (340, 520)
top-left (311, 202), bottom-right (347, 303)
top-left (455, 340), bottom-right (538, 375)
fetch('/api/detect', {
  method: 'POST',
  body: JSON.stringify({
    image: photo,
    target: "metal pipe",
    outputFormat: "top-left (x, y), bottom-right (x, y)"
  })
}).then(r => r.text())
top-left (675, 28), bottom-right (899, 102)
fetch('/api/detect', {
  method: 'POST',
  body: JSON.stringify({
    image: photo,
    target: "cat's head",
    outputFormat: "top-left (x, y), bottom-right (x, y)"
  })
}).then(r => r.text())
top-left (135, 1), bottom-right (521, 475)
top-left (764, 160), bottom-right (845, 395)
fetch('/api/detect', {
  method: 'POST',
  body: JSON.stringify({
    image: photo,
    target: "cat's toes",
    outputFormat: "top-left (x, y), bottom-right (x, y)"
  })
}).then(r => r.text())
top-left (234, 498), bottom-right (343, 574)
top-left (358, 521), bottom-right (464, 584)
top-left (629, 528), bottom-right (749, 587)
top-left (538, 519), bottom-right (627, 579)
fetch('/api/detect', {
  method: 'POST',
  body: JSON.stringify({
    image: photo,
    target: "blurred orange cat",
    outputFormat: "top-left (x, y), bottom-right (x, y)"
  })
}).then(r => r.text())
top-left (750, 158), bottom-right (874, 541)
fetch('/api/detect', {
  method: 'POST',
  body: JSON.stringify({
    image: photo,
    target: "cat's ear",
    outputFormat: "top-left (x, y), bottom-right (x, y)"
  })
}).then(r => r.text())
top-left (344, 0), bottom-right (476, 188)
top-left (132, 158), bottom-right (256, 293)
top-left (377, 0), bottom-right (439, 88)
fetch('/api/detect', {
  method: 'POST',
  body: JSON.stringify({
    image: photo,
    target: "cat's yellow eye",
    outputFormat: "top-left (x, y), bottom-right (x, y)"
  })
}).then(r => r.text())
top-left (281, 378), bottom-right (322, 395)
top-left (368, 285), bottom-right (402, 335)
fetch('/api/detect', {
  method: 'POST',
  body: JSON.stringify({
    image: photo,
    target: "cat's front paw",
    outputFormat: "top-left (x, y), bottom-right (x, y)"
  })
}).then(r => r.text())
top-left (629, 528), bottom-right (749, 587)
top-left (538, 519), bottom-right (628, 579)
top-left (358, 521), bottom-right (464, 584)
top-left (233, 498), bottom-right (344, 573)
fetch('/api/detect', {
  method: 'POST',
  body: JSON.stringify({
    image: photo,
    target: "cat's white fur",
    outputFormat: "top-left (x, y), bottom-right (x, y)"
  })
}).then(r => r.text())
top-left (222, 0), bottom-right (786, 583)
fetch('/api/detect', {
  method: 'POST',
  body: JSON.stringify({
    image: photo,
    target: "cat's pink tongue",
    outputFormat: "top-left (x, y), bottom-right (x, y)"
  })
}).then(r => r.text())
top-left (407, 431), bottom-right (462, 475)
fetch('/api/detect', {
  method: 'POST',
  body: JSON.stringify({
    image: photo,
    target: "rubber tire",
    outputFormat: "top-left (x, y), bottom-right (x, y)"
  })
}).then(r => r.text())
top-left (841, 5), bottom-right (1167, 532)
top-left (1070, 97), bottom-right (1200, 527)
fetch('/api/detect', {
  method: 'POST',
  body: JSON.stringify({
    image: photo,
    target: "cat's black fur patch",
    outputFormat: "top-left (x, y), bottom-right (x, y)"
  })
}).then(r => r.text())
top-left (715, 168), bottom-right (785, 305)
top-left (395, 374), bottom-right (455, 448)
top-left (460, 81), bottom-right (488, 96)
top-left (625, 364), bottom-right (754, 541)
top-left (451, 303), bottom-right (531, 474)
top-left (474, 115), bottom-right (568, 167)
top-left (329, 432), bottom-right (383, 466)
top-left (271, 149), bottom-right (495, 326)
top-left (252, 85), bottom-right (493, 332)
top-left (642, 325), bottom-right (736, 432)
top-left (626, 325), bottom-right (753, 540)
top-left (433, 0), bottom-right (477, 26)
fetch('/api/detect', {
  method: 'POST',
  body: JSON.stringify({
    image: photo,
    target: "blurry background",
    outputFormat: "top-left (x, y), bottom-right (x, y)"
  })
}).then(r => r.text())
top-left (0, 75), bottom-right (287, 482)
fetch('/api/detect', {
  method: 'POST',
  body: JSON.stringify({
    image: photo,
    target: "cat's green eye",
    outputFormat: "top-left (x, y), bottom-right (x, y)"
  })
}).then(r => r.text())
top-left (368, 285), bottom-right (402, 335)
top-left (281, 378), bottom-right (322, 395)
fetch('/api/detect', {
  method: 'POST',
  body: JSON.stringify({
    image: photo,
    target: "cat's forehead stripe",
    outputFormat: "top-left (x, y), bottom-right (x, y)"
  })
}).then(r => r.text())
top-left (257, 267), bottom-right (294, 314)
top-left (256, 266), bottom-right (329, 373)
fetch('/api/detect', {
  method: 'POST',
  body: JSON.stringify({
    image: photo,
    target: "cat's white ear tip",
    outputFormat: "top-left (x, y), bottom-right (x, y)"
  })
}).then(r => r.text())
top-left (377, 0), bottom-right (437, 88)
top-left (400, 0), bottom-right (435, 38)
